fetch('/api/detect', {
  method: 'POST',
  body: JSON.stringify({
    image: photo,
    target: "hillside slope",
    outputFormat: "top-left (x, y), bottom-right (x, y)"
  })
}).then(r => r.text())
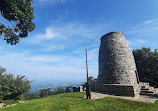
top-left (1, 92), bottom-right (158, 111)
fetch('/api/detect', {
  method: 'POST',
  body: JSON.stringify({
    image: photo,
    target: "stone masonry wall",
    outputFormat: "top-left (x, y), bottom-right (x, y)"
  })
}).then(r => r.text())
top-left (91, 84), bottom-right (140, 97)
top-left (98, 31), bottom-right (138, 84)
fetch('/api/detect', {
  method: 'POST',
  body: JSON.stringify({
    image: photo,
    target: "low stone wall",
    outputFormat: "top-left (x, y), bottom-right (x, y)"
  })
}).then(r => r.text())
top-left (73, 86), bottom-right (85, 92)
top-left (73, 87), bottom-right (80, 92)
top-left (91, 84), bottom-right (140, 97)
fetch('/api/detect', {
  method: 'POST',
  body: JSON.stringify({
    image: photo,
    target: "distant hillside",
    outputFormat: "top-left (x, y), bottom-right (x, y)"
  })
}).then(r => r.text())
top-left (1, 92), bottom-right (158, 111)
top-left (29, 80), bottom-right (84, 93)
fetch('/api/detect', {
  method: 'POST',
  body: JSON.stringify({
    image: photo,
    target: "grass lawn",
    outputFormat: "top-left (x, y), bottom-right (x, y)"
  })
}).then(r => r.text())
top-left (1, 92), bottom-right (158, 111)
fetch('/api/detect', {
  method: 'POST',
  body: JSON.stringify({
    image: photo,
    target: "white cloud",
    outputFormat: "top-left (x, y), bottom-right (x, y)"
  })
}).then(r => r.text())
top-left (28, 23), bottom-right (99, 44)
top-left (126, 18), bottom-right (158, 34)
top-left (124, 18), bottom-right (158, 49)
top-left (41, 45), bottom-right (65, 52)
top-left (35, 27), bottom-right (57, 41)
top-left (39, 0), bottom-right (74, 4)
top-left (88, 48), bottom-right (98, 60)
top-left (0, 48), bottom-right (98, 81)
top-left (127, 39), bottom-right (146, 47)
top-left (45, 27), bottom-right (55, 39)
top-left (143, 20), bottom-right (153, 25)
top-left (0, 21), bottom-right (112, 81)
top-left (49, 23), bottom-right (98, 39)
top-left (143, 19), bottom-right (157, 25)
top-left (24, 56), bottom-right (60, 63)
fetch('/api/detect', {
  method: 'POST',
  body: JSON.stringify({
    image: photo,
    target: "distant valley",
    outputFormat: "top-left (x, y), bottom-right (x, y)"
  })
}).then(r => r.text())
top-left (29, 80), bottom-right (85, 93)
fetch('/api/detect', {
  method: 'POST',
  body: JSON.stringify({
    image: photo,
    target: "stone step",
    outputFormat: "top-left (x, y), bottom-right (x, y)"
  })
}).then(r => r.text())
top-left (140, 82), bottom-right (149, 87)
top-left (139, 82), bottom-right (157, 95)
top-left (141, 88), bottom-right (149, 91)
top-left (140, 82), bottom-right (150, 89)
top-left (140, 93), bottom-right (154, 96)
top-left (141, 86), bottom-right (149, 89)
top-left (140, 90), bottom-right (154, 93)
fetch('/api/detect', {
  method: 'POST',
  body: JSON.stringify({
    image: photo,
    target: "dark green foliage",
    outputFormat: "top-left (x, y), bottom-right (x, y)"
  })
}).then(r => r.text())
top-left (39, 88), bottom-right (52, 98)
top-left (0, 67), bottom-right (31, 101)
top-left (2, 99), bottom-right (18, 106)
top-left (0, 0), bottom-right (35, 45)
top-left (38, 87), bottom-right (65, 98)
top-left (24, 87), bottom-right (66, 100)
top-left (82, 76), bottom-right (98, 92)
top-left (66, 86), bottom-right (72, 93)
top-left (133, 47), bottom-right (158, 87)
top-left (54, 87), bottom-right (65, 94)
top-left (83, 76), bottom-right (97, 86)
top-left (23, 93), bottom-right (41, 100)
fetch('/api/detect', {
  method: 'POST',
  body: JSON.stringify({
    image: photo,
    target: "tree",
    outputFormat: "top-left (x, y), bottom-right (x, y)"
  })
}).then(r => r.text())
top-left (66, 86), bottom-right (72, 93)
top-left (133, 47), bottom-right (158, 87)
top-left (0, 67), bottom-right (31, 100)
top-left (0, 0), bottom-right (35, 45)
top-left (83, 76), bottom-right (98, 86)
top-left (39, 88), bottom-right (51, 98)
top-left (54, 87), bottom-right (65, 94)
top-left (82, 76), bottom-right (98, 92)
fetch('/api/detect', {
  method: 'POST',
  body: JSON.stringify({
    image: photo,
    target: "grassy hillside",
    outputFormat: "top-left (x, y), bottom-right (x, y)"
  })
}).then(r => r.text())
top-left (1, 92), bottom-right (158, 111)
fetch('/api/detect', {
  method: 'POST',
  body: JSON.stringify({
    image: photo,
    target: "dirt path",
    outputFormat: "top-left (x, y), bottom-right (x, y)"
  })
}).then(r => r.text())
top-left (89, 92), bottom-right (158, 103)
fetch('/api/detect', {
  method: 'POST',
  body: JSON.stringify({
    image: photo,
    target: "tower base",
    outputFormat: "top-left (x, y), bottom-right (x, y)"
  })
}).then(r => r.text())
top-left (92, 84), bottom-right (140, 97)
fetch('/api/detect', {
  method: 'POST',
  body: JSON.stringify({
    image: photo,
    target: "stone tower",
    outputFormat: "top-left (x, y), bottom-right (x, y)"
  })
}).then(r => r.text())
top-left (94, 31), bottom-right (140, 97)
top-left (98, 31), bottom-right (138, 84)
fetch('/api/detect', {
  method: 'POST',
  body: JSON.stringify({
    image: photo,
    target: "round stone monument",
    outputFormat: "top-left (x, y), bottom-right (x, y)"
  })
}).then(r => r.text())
top-left (95, 31), bottom-right (140, 97)
top-left (98, 31), bottom-right (138, 84)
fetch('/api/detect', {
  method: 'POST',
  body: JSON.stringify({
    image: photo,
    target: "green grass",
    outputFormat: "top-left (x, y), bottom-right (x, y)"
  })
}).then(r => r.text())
top-left (1, 92), bottom-right (158, 111)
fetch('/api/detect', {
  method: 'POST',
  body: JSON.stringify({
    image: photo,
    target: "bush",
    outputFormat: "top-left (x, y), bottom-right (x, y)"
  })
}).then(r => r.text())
top-left (2, 99), bottom-right (18, 106)
top-left (0, 67), bottom-right (31, 101)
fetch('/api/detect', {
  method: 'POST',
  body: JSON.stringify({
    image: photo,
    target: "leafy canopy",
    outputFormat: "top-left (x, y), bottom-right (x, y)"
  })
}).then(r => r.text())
top-left (0, 0), bottom-right (35, 45)
top-left (0, 67), bottom-right (31, 100)
top-left (133, 47), bottom-right (158, 87)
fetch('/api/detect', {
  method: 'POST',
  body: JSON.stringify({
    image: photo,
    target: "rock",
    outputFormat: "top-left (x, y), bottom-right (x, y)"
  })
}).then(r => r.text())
top-left (0, 103), bottom-right (4, 108)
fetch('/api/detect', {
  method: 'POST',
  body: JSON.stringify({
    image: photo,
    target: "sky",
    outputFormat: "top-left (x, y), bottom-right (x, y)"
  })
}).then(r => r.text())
top-left (0, 0), bottom-right (158, 83)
